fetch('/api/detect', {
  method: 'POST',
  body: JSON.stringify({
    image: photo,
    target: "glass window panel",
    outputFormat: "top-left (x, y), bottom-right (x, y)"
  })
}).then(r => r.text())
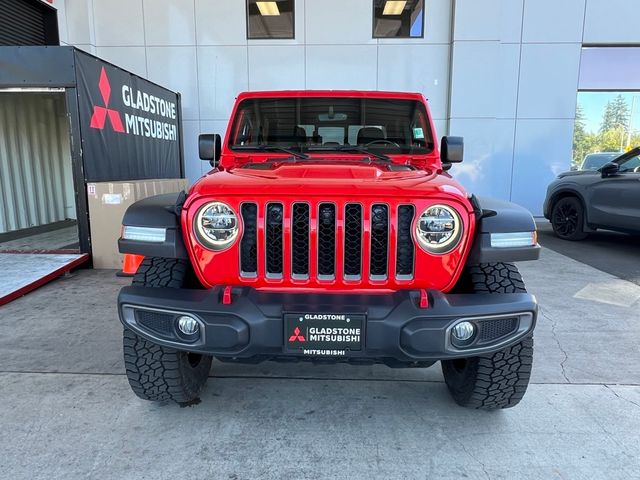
top-left (229, 97), bottom-right (434, 155)
top-left (573, 92), bottom-right (640, 169)
top-left (373, 0), bottom-right (424, 38)
top-left (579, 47), bottom-right (640, 91)
top-left (619, 154), bottom-right (640, 172)
top-left (246, 0), bottom-right (294, 39)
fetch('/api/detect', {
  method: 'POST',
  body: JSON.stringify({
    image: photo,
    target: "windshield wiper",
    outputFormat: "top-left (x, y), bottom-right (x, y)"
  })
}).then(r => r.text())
top-left (231, 144), bottom-right (309, 160)
top-left (305, 145), bottom-right (392, 162)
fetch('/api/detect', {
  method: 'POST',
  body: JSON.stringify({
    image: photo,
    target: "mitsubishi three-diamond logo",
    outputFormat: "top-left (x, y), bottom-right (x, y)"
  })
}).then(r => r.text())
top-left (288, 326), bottom-right (306, 343)
top-left (90, 67), bottom-right (125, 133)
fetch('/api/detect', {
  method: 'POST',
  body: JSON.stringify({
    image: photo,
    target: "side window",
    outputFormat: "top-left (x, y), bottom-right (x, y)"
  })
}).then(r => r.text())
top-left (318, 127), bottom-right (345, 145)
top-left (233, 111), bottom-right (261, 145)
top-left (298, 125), bottom-right (315, 137)
top-left (235, 116), bottom-right (253, 144)
top-left (410, 109), bottom-right (431, 147)
top-left (619, 154), bottom-right (640, 172)
top-left (347, 125), bottom-right (386, 145)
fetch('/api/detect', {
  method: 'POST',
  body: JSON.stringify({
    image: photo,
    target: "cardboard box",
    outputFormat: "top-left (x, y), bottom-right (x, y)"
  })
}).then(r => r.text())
top-left (87, 178), bottom-right (187, 269)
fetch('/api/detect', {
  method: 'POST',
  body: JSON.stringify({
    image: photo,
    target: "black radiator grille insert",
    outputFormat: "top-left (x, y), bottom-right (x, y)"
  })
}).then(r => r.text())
top-left (240, 203), bottom-right (257, 275)
top-left (370, 204), bottom-right (389, 278)
top-left (344, 204), bottom-right (363, 278)
top-left (291, 203), bottom-right (310, 277)
top-left (396, 205), bottom-right (415, 278)
top-left (136, 310), bottom-right (175, 338)
top-left (479, 317), bottom-right (519, 342)
top-left (265, 203), bottom-right (284, 276)
top-left (317, 203), bottom-right (336, 277)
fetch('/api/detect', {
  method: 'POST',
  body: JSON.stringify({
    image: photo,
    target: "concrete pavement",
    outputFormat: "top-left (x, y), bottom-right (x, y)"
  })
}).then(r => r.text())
top-left (537, 220), bottom-right (640, 286)
top-left (1, 247), bottom-right (639, 479)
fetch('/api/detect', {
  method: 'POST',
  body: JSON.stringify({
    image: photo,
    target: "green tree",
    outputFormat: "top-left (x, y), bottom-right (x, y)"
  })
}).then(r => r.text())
top-left (597, 127), bottom-right (627, 152)
top-left (572, 103), bottom-right (588, 166)
top-left (599, 95), bottom-right (629, 133)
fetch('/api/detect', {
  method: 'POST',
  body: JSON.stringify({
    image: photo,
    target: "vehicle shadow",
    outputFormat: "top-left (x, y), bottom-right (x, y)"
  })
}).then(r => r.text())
top-left (536, 221), bottom-right (640, 285)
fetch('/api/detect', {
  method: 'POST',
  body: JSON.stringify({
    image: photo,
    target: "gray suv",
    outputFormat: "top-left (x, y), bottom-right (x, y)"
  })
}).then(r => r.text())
top-left (579, 152), bottom-right (621, 171)
top-left (543, 147), bottom-right (640, 240)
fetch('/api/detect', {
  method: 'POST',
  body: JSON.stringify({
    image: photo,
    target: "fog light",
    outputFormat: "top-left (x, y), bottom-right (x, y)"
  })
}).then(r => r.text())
top-left (452, 321), bottom-right (475, 342)
top-left (177, 315), bottom-right (199, 336)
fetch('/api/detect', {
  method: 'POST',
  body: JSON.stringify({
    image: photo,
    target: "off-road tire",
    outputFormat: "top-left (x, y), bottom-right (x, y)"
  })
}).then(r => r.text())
top-left (124, 256), bottom-right (212, 403)
top-left (132, 257), bottom-right (190, 288)
top-left (551, 196), bottom-right (588, 241)
top-left (123, 329), bottom-right (212, 403)
top-left (442, 263), bottom-right (533, 409)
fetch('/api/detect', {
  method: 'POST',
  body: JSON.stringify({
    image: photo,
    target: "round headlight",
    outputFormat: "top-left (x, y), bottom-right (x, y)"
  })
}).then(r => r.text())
top-left (415, 204), bottom-right (462, 253)
top-left (195, 202), bottom-right (239, 251)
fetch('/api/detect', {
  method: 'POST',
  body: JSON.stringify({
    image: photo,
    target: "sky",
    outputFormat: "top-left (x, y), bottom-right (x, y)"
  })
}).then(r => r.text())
top-left (577, 91), bottom-right (640, 133)
top-left (410, 10), bottom-right (423, 37)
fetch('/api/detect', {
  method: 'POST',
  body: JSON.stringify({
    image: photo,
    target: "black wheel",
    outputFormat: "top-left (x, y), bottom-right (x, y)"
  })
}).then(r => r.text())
top-left (442, 263), bottom-right (534, 409)
top-left (551, 196), bottom-right (587, 240)
top-left (124, 257), bottom-right (212, 404)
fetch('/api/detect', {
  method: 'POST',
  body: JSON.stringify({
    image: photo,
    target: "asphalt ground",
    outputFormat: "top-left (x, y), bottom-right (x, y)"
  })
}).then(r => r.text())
top-left (1, 247), bottom-right (639, 479)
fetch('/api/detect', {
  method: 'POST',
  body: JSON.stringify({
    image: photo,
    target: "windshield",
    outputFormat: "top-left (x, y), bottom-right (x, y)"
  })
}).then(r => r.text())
top-left (228, 97), bottom-right (434, 156)
top-left (581, 152), bottom-right (619, 170)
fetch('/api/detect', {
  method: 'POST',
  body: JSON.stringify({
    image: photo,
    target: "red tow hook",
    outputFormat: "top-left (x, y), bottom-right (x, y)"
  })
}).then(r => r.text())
top-left (419, 289), bottom-right (429, 309)
top-left (222, 285), bottom-right (233, 305)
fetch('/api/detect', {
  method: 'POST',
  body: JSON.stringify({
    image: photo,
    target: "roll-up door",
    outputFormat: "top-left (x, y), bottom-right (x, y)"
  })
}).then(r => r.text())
top-left (0, 0), bottom-right (59, 46)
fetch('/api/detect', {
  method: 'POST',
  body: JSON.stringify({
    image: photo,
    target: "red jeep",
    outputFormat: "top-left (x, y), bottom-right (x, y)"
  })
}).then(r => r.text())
top-left (118, 91), bottom-right (540, 409)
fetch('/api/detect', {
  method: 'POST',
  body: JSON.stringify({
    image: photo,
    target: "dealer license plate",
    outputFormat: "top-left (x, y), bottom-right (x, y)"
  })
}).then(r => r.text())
top-left (283, 312), bottom-right (364, 356)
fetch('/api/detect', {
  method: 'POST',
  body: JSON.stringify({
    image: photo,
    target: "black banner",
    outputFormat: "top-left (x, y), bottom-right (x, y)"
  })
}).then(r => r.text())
top-left (75, 50), bottom-right (181, 182)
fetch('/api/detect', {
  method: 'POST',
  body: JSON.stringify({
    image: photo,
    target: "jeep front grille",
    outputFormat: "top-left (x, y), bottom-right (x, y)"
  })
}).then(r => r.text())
top-left (240, 203), bottom-right (258, 276)
top-left (343, 204), bottom-right (363, 279)
top-left (239, 201), bottom-right (415, 284)
top-left (317, 203), bottom-right (336, 278)
top-left (370, 204), bottom-right (389, 279)
top-left (291, 203), bottom-right (310, 278)
top-left (396, 205), bottom-right (415, 279)
top-left (265, 203), bottom-right (284, 277)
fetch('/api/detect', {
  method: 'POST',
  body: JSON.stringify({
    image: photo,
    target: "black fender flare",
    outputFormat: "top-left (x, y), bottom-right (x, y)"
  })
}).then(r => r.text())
top-left (118, 192), bottom-right (188, 259)
top-left (466, 195), bottom-right (541, 264)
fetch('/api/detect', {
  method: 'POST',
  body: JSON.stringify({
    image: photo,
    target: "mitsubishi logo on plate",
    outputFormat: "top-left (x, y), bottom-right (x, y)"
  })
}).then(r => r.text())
top-left (90, 67), bottom-right (125, 133)
top-left (288, 326), bottom-right (306, 343)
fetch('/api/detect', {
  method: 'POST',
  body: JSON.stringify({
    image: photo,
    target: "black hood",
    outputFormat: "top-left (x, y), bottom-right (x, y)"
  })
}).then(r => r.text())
top-left (557, 170), bottom-right (597, 179)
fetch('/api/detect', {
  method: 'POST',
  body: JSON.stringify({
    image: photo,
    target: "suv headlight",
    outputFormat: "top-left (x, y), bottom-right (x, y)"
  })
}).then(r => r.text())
top-left (194, 202), bottom-right (239, 251)
top-left (415, 204), bottom-right (463, 253)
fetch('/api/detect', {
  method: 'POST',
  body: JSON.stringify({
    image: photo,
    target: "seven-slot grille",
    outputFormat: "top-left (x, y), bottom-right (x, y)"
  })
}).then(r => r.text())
top-left (239, 201), bottom-right (416, 283)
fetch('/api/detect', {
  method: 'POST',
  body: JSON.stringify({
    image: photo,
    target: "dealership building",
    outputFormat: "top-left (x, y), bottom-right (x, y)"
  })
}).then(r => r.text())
top-left (2, 0), bottom-right (638, 215)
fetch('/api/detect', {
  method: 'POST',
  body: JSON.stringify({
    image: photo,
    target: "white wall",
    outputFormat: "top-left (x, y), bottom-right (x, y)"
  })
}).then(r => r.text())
top-left (53, 0), bottom-right (640, 215)
top-left (448, 0), bottom-right (640, 214)
top-left (54, 0), bottom-right (452, 186)
top-left (447, 0), bottom-right (583, 212)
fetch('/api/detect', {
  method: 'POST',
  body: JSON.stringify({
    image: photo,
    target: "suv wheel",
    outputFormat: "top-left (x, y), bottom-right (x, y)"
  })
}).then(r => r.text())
top-left (551, 196), bottom-right (588, 240)
top-left (123, 257), bottom-right (212, 404)
top-left (441, 263), bottom-right (534, 409)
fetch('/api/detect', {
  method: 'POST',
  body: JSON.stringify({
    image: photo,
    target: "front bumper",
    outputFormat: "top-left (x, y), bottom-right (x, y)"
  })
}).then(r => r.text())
top-left (118, 286), bottom-right (537, 363)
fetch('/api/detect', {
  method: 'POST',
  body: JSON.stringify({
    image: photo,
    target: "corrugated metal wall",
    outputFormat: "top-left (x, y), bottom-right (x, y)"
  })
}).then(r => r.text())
top-left (0, 92), bottom-right (74, 234)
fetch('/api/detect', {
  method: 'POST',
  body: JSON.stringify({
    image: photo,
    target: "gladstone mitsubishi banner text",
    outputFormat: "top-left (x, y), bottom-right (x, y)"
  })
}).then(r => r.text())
top-left (75, 50), bottom-right (182, 182)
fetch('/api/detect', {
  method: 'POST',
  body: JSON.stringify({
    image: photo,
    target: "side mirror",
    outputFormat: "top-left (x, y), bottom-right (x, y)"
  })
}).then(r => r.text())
top-left (441, 136), bottom-right (463, 171)
top-left (199, 133), bottom-right (222, 167)
top-left (600, 162), bottom-right (619, 178)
